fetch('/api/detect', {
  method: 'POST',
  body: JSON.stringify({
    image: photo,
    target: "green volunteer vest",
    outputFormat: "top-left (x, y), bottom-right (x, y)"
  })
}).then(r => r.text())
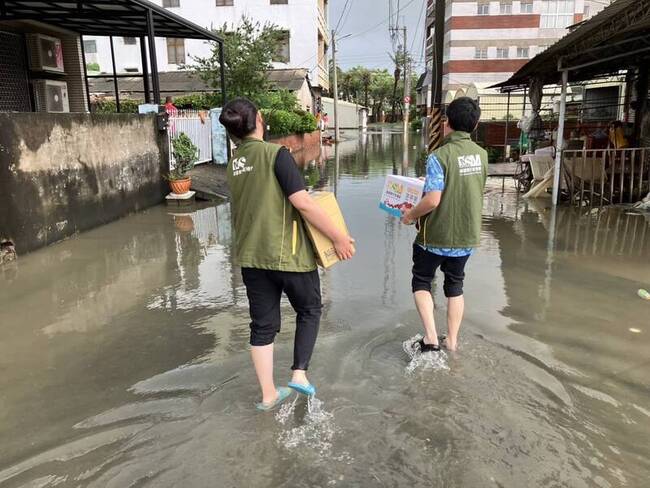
top-left (416, 131), bottom-right (488, 248)
top-left (227, 138), bottom-right (317, 272)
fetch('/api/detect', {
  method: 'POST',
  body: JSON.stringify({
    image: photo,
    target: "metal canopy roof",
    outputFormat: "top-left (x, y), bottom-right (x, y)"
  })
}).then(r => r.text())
top-left (0, 0), bottom-right (223, 42)
top-left (494, 0), bottom-right (650, 90)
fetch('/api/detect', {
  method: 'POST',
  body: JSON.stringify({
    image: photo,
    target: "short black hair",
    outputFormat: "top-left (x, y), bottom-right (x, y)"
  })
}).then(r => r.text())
top-left (446, 97), bottom-right (481, 133)
top-left (219, 97), bottom-right (258, 139)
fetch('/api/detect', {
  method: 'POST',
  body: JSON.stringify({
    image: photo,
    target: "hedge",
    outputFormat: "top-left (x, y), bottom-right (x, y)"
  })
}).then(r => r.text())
top-left (91, 94), bottom-right (318, 138)
top-left (261, 109), bottom-right (317, 137)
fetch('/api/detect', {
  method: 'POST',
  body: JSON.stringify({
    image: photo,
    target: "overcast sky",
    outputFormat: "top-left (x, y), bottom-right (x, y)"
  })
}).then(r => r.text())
top-left (329, 0), bottom-right (427, 73)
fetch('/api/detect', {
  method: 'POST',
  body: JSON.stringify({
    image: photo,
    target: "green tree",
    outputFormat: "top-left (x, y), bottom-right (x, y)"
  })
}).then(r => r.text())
top-left (194, 16), bottom-right (282, 104)
top-left (369, 69), bottom-right (394, 121)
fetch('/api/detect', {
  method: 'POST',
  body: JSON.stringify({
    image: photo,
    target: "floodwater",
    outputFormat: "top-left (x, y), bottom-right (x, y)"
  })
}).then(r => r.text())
top-left (1, 129), bottom-right (650, 487)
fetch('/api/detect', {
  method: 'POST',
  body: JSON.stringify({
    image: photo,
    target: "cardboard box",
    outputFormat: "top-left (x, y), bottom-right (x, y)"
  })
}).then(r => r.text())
top-left (304, 191), bottom-right (350, 268)
top-left (379, 175), bottom-right (424, 217)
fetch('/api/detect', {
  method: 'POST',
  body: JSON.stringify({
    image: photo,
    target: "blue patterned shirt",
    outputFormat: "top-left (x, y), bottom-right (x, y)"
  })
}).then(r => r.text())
top-left (419, 154), bottom-right (473, 257)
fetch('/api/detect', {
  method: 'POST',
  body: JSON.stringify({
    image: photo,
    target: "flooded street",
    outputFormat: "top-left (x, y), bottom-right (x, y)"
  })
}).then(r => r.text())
top-left (1, 130), bottom-right (650, 487)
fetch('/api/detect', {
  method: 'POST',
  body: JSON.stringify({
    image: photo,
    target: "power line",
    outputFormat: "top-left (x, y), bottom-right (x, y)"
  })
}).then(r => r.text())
top-left (333, 0), bottom-right (352, 34)
top-left (341, 0), bottom-right (419, 41)
top-left (410, 0), bottom-right (425, 54)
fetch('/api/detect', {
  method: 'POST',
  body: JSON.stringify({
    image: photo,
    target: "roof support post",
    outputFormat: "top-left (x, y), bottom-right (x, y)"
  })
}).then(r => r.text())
top-left (552, 69), bottom-right (568, 206)
top-left (504, 91), bottom-right (511, 160)
top-left (140, 36), bottom-right (151, 103)
top-left (79, 34), bottom-right (92, 112)
top-left (109, 36), bottom-right (120, 112)
top-left (146, 8), bottom-right (161, 104)
top-left (218, 40), bottom-right (227, 106)
top-left (634, 66), bottom-right (648, 144)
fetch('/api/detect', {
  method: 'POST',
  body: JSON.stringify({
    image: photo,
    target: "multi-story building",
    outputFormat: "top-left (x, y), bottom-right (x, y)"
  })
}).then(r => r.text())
top-left (84, 0), bottom-right (330, 95)
top-left (419, 0), bottom-right (612, 109)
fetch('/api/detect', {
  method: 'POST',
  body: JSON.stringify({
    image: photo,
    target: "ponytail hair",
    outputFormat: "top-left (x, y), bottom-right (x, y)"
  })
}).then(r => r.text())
top-left (219, 97), bottom-right (258, 139)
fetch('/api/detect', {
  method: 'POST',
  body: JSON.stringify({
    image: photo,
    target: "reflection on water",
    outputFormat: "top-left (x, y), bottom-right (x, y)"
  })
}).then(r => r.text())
top-left (1, 131), bottom-right (649, 487)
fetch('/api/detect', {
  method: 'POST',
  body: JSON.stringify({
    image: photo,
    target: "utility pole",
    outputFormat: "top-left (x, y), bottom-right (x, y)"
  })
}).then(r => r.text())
top-left (428, 0), bottom-right (446, 152)
top-left (331, 29), bottom-right (340, 142)
top-left (402, 27), bottom-right (410, 138)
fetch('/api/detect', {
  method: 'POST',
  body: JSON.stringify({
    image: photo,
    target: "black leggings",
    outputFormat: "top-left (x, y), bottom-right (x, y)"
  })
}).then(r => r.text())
top-left (241, 268), bottom-right (322, 371)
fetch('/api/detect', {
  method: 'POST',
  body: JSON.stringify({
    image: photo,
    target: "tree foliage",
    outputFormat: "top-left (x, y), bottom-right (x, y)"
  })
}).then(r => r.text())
top-left (333, 64), bottom-right (420, 122)
top-left (194, 16), bottom-right (282, 105)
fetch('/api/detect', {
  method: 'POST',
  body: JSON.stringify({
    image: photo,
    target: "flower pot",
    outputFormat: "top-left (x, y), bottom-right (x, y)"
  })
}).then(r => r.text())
top-left (169, 177), bottom-right (191, 195)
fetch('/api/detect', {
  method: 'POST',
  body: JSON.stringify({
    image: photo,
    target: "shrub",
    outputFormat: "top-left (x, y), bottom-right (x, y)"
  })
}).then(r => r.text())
top-left (256, 90), bottom-right (298, 111)
top-left (168, 133), bottom-right (199, 180)
top-left (410, 118), bottom-right (422, 132)
top-left (87, 62), bottom-right (100, 72)
top-left (92, 99), bottom-right (141, 113)
top-left (261, 109), bottom-right (317, 137)
top-left (174, 93), bottom-right (222, 110)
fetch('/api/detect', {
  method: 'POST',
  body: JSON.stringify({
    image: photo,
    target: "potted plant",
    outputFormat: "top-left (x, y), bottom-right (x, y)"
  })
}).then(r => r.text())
top-left (167, 132), bottom-right (199, 194)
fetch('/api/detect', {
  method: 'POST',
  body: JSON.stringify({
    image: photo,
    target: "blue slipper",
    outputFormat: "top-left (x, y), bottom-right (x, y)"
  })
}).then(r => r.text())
top-left (255, 387), bottom-right (293, 411)
top-left (288, 382), bottom-right (316, 397)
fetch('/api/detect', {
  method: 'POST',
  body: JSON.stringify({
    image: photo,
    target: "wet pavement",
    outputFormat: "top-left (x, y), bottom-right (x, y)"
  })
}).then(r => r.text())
top-left (1, 129), bottom-right (649, 487)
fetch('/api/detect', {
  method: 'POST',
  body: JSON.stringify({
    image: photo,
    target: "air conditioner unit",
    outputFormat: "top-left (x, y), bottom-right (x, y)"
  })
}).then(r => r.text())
top-left (26, 34), bottom-right (65, 73)
top-left (32, 80), bottom-right (70, 113)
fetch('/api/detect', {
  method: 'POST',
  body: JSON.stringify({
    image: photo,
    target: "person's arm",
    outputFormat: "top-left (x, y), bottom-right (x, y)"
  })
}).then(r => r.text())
top-left (401, 154), bottom-right (445, 225)
top-left (274, 148), bottom-right (355, 260)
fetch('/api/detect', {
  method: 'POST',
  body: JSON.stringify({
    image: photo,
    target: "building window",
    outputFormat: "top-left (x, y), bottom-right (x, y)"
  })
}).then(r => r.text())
top-left (538, 44), bottom-right (550, 52)
top-left (500, 1), bottom-right (512, 14)
top-left (272, 30), bottom-right (290, 63)
top-left (520, 1), bottom-right (533, 13)
top-left (270, 0), bottom-right (288, 3)
top-left (83, 39), bottom-right (97, 54)
top-left (166, 38), bottom-right (185, 64)
top-left (540, 0), bottom-right (576, 28)
top-left (583, 5), bottom-right (591, 18)
top-left (516, 47), bottom-right (530, 58)
top-left (163, 0), bottom-right (180, 6)
top-left (496, 47), bottom-right (509, 59)
top-left (215, 0), bottom-right (233, 5)
top-left (474, 47), bottom-right (488, 59)
top-left (123, 37), bottom-right (137, 45)
top-left (477, 1), bottom-right (489, 15)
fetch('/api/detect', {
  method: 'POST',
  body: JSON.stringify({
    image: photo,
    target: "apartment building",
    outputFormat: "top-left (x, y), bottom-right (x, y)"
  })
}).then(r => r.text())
top-left (84, 0), bottom-right (329, 93)
top-left (421, 0), bottom-right (611, 105)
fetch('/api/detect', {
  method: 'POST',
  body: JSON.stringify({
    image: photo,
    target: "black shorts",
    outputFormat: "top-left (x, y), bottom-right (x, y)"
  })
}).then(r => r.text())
top-left (411, 243), bottom-right (470, 298)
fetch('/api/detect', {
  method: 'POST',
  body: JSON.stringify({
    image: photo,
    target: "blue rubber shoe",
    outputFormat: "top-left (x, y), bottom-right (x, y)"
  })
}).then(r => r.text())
top-left (255, 387), bottom-right (293, 411)
top-left (288, 382), bottom-right (316, 397)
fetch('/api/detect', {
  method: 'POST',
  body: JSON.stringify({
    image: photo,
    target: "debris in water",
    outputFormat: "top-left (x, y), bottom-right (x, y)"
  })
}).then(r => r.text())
top-left (402, 334), bottom-right (449, 374)
top-left (629, 328), bottom-right (641, 334)
top-left (637, 289), bottom-right (650, 301)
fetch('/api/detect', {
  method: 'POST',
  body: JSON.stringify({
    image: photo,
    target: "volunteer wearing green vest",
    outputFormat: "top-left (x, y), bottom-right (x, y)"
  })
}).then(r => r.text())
top-left (401, 97), bottom-right (488, 353)
top-left (220, 98), bottom-right (355, 411)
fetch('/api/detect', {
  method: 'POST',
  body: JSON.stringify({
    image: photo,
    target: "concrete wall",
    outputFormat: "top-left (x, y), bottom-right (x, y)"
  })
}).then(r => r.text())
top-left (0, 113), bottom-right (168, 254)
top-left (321, 97), bottom-right (365, 129)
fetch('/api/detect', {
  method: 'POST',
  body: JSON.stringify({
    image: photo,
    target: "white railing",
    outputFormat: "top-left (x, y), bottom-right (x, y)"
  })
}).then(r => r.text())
top-left (168, 109), bottom-right (212, 167)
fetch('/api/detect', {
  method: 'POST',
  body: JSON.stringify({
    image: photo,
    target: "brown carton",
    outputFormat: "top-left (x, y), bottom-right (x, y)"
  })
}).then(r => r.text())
top-left (304, 191), bottom-right (350, 268)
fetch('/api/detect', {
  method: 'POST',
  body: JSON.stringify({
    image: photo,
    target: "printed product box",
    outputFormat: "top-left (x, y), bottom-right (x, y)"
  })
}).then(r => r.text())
top-left (304, 191), bottom-right (352, 268)
top-left (379, 175), bottom-right (424, 217)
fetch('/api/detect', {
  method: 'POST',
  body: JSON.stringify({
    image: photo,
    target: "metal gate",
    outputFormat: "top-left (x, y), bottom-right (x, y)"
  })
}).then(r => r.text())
top-left (168, 109), bottom-right (212, 167)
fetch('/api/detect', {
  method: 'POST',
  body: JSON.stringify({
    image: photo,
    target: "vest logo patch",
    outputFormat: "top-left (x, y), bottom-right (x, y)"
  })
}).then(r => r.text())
top-left (232, 157), bottom-right (253, 176)
top-left (457, 154), bottom-right (483, 176)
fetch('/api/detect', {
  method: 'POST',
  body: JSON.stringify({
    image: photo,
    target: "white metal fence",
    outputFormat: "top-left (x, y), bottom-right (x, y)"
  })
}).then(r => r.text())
top-left (168, 109), bottom-right (212, 168)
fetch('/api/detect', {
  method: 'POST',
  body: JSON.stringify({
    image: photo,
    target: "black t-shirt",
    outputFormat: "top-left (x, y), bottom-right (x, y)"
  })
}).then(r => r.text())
top-left (274, 147), bottom-right (305, 197)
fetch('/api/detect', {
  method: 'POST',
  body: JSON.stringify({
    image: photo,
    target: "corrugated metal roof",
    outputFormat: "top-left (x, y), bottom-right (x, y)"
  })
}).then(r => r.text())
top-left (0, 0), bottom-right (223, 41)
